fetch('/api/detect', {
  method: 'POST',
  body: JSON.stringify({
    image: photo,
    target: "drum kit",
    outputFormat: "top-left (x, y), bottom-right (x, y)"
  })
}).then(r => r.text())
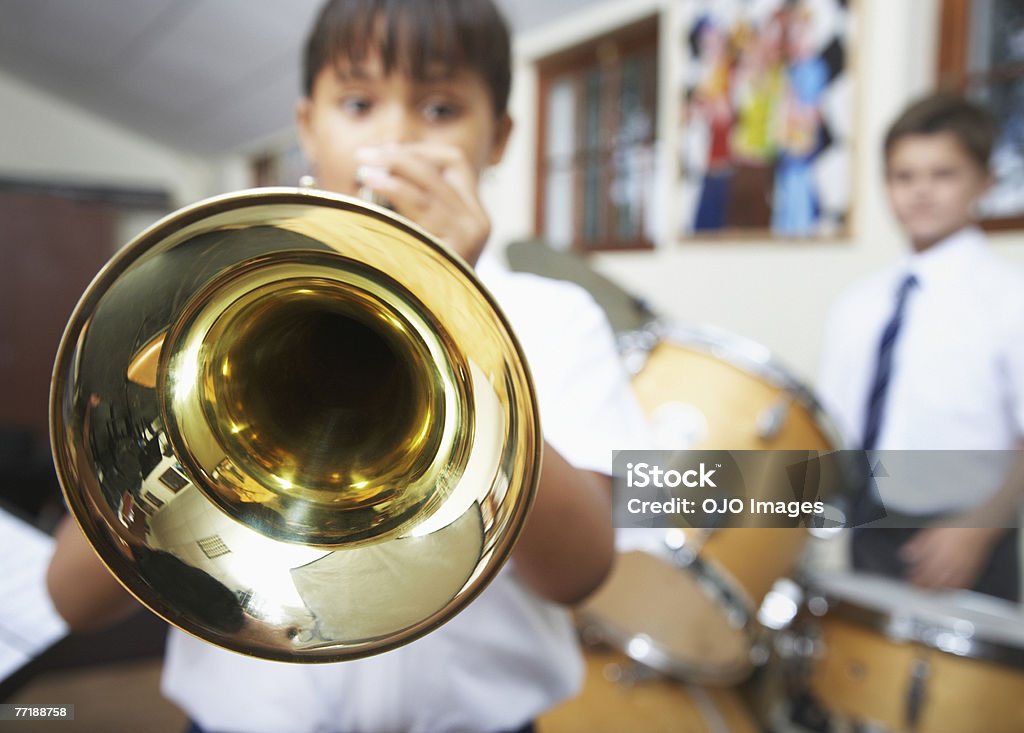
top-left (504, 245), bottom-right (1024, 733)
top-left (46, 215), bottom-right (1023, 729)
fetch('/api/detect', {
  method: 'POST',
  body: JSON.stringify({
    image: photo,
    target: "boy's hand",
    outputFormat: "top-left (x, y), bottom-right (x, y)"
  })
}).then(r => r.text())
top-left (355, 143), bottom-right (491, 266)
top-left (900, 525), bottom-right (1004, 590)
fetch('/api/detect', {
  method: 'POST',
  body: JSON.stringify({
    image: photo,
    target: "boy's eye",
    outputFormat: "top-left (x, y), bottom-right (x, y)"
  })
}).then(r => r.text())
top-left (422, 100), bottom-right (461, 122)
top-left (339, 96), bottom-right (372, 115)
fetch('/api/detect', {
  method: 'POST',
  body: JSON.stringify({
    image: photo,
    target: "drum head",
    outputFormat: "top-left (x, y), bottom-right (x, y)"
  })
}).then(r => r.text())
top-left (629, 322), bottom-right (840, 453)
top-left (580, 550), bottom-right (754, 685)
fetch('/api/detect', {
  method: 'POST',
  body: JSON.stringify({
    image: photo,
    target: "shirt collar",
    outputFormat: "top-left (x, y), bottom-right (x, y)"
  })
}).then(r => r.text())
top-left (900, 226), bottom-right (985, 287)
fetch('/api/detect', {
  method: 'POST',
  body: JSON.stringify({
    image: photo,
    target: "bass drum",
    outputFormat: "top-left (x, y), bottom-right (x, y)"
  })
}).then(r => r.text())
top-left (798, 571), bottom-right (1024, 733)
top-left (537, 647), bottom-right (760, 733)
top-left (582, 322), bottom-right (842, 685)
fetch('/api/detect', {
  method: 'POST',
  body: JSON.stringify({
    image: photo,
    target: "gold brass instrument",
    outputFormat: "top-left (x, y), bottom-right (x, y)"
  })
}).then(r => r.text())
top-left (49, 188), bottom-right (541, 662)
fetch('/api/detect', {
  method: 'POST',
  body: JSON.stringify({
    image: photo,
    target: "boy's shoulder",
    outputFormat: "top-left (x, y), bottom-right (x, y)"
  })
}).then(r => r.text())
top-left (973, 244), bottom-right (1024, 288)
top-left (474, 258), bottom-right (616, 376)
top-left (834, 230), bottom-right (1024, 308)
top-left (476, 256), bottom-right (605, 323)
top-left (933, 229), bottom-right (1024, 305)
top-left (970, 245), bottom-right (1024, 327)
top-left (828, 266), bottom-right (900, 321)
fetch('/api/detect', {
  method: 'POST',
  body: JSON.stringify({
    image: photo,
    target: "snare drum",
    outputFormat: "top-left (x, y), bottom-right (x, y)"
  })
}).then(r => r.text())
top-left (801, 572), bottom-right (1024, 733)
top-left (583, 323), bottom-right (841, 684)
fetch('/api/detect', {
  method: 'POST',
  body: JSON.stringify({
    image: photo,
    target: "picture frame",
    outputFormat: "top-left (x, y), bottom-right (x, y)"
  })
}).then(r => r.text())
top-left (677, 0), bottom-right (855, 240)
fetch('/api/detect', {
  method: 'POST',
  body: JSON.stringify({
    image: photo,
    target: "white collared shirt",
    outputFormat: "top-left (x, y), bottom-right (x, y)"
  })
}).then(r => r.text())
top-left (817, 227), bottom-right (1024, 513)
top-left (161, 255), bottom-right (651, 733)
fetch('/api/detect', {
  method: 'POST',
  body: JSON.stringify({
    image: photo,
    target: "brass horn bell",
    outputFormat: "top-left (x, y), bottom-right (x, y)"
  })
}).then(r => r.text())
top-left (50, 188), bottom-right (541, 662)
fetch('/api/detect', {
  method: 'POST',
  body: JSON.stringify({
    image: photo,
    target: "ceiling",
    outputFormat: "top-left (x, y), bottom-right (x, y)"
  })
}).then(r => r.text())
top-left (0, 0), bottom-right (594, 155)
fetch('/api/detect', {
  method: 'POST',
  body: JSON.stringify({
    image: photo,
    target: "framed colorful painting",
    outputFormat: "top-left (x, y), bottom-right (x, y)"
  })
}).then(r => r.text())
top-left (677, 0), bottom-right (855, 240)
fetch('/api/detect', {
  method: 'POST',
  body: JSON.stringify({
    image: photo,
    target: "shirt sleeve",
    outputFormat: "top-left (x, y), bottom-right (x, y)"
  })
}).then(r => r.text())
top-left (485, 271), bottom-right (651, 477)
top-left (534, 286), bottom-right (652, 475)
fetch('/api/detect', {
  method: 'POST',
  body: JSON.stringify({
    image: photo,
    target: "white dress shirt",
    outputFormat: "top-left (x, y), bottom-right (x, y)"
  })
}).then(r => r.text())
top-left (817, 227), bottom-right (1024, 514)
top-left (161, 255), bottom-right (651, 733)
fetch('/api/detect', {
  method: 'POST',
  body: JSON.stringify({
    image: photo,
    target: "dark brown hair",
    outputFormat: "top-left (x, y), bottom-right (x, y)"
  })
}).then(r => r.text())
top-left (302, 0), bottom-right (512, 117)
top-left (884, 92), bottom-right (1000, 171)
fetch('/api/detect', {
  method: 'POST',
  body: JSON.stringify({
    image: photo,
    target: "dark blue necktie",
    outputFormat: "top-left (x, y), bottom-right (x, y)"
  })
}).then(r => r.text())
top-left (861, 273), bottom-right (918, 450)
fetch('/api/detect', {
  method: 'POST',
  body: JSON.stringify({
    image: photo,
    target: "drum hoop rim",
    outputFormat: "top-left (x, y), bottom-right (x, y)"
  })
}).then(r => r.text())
top-left (576, 610), bottom-right (755, 685)
top-left (811, 596), bottom-right (1024, 668)
top-left (677, 551), bottom-right (756, 628)
top-left (621, 319), bottom-right (847, 450)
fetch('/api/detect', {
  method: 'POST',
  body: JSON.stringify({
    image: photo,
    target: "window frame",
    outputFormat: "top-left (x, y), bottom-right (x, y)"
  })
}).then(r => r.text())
top-left (938, 0), bottom-right (1024, 231)
top-left (534, 16), bottom-right (660, 253)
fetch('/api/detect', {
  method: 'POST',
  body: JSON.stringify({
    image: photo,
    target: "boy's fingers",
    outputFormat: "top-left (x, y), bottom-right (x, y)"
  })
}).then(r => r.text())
top-left (359, 169), bottom-right (430, 217)
top-left (899, 531), bottom-right (929, 561)
top-left (356, 143), bottom-right (491, 263)
top-left (907, 551), bottom-right (955, 588)
top-left (385, 142), bottom-right (482, 207)
top-left (395, 141), bottom-right (469, 169)
top-left (361, 169), bottom-right (484, 247)
top-left (905, 529), bottom-right (982, 590)
top-left (359, 146), bottom-right (440, 189)
top-left (359, 146), bottom-right (469, 212)
top-left (908, 557), bottom-right (944, 587)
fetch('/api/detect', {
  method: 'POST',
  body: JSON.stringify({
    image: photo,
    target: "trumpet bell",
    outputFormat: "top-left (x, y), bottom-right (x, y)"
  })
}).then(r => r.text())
top-left (50, 188), bottom-right (541, 662)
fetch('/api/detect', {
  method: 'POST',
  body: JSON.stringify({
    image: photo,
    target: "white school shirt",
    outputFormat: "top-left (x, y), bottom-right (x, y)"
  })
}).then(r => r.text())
top-left (817, 227), bottom-right (1024, 514)
top-left (162, 255), bottom-right (651, 733)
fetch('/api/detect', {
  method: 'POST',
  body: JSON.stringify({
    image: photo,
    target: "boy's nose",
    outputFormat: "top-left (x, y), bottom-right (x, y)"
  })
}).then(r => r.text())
top-left (376, 105), bottom-right (418, 144)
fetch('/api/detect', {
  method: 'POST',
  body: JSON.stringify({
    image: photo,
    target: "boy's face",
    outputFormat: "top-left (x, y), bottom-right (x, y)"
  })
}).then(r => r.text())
top-left (296, 52), bottom-right (511, 197)
top-left (885, 132), bottom-right (991, 251)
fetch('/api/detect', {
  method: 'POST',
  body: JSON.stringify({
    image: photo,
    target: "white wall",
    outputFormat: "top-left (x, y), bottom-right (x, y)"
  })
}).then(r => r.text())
top-left (485, 0), bottom-right (1024, 384)
top-left (0, 69), bottom-right (232, 208)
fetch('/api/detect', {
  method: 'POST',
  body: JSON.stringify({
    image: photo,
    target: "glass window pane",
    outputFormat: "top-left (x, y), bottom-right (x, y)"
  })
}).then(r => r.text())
top-left (973, 78), bottom-right (1024, 218)
top-left (544, 167), bottom-right (575, 249)
top-left (584, 69), bottom-right (603, 149)
top-left (543, 75), bottom-right (578, 248)
top-left (583, 69), bottom-right (604, 243)
top-left (535, 20), bottom-right (658, 251)
top-left (546, 76), bottom-right (577, 160)
top-left (969, 0), bottom-right (1024, 73)
top-left (614, 54), bottom-right (655, 241)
